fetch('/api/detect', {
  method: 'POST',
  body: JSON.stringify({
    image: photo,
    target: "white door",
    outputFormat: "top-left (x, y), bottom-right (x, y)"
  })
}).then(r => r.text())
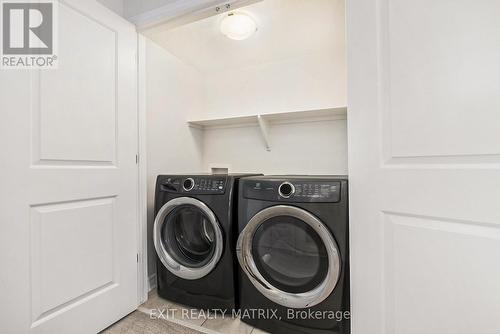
top-left (0, 1), bottom-right (139, 333)
top-left (348, 1), bottom-right (500, 334)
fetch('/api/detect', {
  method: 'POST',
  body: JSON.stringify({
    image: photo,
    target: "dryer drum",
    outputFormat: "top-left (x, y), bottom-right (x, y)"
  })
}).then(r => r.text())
top-left (154, 197), bottom-right (224, 280)
top-left (236, 205), bottom-right (341, 308)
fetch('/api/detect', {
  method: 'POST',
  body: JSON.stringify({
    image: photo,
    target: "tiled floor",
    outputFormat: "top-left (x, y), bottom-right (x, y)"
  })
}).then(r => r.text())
top-left (138, 289), bottom-right (269, 334)
top-left (101, 311), bottom-right (205, 334)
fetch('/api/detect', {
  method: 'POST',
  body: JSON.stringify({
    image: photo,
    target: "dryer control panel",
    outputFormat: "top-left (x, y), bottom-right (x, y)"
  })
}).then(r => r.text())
top-left (243, 179), bottom-right (341, 203)
top-left (160, 176), bottom-right (227, 194)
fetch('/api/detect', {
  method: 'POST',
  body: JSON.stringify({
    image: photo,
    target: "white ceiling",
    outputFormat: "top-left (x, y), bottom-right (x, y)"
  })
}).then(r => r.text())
top-left (123, 0), bottom-right (179, 18)
top-left (146, 0), bottom-right (345, 73)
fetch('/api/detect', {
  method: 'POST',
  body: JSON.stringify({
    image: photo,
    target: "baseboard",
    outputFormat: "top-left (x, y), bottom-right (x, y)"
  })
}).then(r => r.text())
top-left (148, 273), bottom-right (157, 291)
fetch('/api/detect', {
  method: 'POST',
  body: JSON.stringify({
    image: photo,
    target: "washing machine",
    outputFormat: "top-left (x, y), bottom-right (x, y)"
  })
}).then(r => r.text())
top-left (154, 174), bottom-right (258, 310)
top-left (236, 176), bottom-right (350, 334)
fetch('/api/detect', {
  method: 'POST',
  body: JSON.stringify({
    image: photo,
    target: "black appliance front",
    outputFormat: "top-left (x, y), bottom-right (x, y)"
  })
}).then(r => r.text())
top-left (154, 174), bottom-right (253, 311)
top-left (237, 176), bottom-right (350, 334)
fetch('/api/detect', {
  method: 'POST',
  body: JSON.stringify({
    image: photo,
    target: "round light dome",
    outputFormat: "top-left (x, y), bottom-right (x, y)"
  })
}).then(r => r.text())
top-left (220, 12), bottom-right (257, 40)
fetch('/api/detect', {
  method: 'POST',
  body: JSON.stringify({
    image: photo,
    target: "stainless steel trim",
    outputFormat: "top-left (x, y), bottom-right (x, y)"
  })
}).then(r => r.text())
top-left (278, 182), bottom-right (295, 198)
top-left (182, 178), bottom-right (195, 191)
top-left (236, 205), bottom-right (341, 308)
top-left (153, 197), bottom-right (223, 280)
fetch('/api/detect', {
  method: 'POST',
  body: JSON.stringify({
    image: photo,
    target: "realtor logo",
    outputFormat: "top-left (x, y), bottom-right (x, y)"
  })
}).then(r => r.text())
top-left (1, 0), bottom-right (58, 69)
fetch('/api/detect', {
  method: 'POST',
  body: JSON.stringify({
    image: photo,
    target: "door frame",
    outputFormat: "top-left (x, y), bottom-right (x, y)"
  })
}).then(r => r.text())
top-left (137, 34), bottom-right (149, 304)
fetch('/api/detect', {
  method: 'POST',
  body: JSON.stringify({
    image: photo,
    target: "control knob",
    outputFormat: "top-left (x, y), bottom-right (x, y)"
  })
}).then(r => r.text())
top-left (183, 178), bottom-right (195, 191)
top-left (279, 182), bottom-right (295, 198)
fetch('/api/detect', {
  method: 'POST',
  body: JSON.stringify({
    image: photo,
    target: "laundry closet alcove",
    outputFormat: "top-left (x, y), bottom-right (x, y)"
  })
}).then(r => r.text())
top-left (138, 0), bottom-right (348, 298)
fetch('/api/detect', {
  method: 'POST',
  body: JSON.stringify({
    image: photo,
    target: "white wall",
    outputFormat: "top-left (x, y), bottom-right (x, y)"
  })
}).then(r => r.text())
top-left (200, 51), bottom-right (346, 119)
top-left (197, 35), bottom-right (347, 175)
top-left (202, 120), bottom-right (348, 175)
top-left (144, 39), bottom-right (203, 277)
top-left (197, 49), bottom-right (348, 174)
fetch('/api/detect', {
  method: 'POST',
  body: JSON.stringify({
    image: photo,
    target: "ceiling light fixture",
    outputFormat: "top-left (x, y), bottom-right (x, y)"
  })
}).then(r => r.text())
top-left (220, 12), bottom-right (257, 40)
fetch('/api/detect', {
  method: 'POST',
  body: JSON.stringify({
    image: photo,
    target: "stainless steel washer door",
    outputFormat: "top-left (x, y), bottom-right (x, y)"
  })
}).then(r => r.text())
top-left (154, 197), bottom-right (223, 280)
top-left (236, 205), bottom-right (341, 308)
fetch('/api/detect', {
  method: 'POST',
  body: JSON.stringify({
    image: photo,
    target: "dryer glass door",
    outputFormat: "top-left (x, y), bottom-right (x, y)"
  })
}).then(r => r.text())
top-left (154, 197), bottom-right (223, 280)
top-left (251, 216), bottom-right (329, 293)
top-left (237, 205), bottom-right (341, 308)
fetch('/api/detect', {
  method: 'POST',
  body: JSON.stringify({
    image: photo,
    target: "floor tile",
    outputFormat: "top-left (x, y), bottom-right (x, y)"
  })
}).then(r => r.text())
top-left (140, 289), bottom-right (206, 327)
top-left (166, 301), bottom-right (207, 327)
top-left (250, 327), bottom-right (271, 334)
top-left (100, 310), bottom-right (204, 334)
top-left (202, 316), bottom-right (253, 334)
top-left (140, 289), bottom-right (267, 333)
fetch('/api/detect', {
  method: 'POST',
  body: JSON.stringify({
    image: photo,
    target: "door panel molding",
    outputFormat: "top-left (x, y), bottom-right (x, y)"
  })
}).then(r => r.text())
top-left (376, 0), bottom-right (500, 165)
top-left (30, 196), bottom-right (118, 324)
top-left (383, 211), bottom-right (500, 334)
top-left (31, 1), bottom-right (120, 166)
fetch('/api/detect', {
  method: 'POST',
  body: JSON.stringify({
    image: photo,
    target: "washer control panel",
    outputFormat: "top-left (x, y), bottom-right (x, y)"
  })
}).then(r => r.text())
top-left (243, 179), bottom-right (341, 203)
top-left (160, 176), bottom-right (227, 194)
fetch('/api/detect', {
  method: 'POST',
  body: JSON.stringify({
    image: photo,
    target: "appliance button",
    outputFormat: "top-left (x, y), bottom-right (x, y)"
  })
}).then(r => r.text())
top-left (182, 178), bottom-right (195, 191)
top-left (278, 182), bottom-right (295, 198)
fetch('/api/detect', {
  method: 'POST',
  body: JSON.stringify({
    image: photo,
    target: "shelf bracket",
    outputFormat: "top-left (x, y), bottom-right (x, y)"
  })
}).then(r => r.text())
top-left (257, 115), bottom-right (271, 151)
